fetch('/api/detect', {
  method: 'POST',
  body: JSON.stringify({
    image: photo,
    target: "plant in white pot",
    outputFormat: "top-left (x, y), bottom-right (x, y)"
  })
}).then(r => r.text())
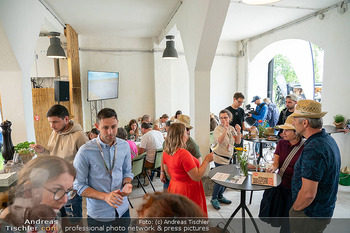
top-left (333, 114), bottom-right (346, 129)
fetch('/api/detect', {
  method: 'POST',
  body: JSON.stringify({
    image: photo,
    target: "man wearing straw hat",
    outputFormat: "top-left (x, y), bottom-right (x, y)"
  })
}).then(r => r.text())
top-left (289, 100), bottom-right (341, 233)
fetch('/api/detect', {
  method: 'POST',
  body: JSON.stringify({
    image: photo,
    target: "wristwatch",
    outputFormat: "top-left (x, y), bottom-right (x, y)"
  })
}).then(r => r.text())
top-left (122, 181), bottom-right (131, 187)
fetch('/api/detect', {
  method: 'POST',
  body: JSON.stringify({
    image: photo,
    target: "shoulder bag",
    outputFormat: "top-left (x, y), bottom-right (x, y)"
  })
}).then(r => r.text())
top-left (258, 139), bottom-right (306, 226)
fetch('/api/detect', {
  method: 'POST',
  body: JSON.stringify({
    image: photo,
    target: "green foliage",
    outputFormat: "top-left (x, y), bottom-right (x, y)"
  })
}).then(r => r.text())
top-left (14, 141), bottom-right (35, 154)
top-left (311, 44), bottom-right (324, 83)
top-left (272, 43), bottom-right (324, 110)
top-left (334, 114), bottom-right (345, 123)
top-left (273, 54), bottom-right (299, 86)
top-left (273, 54), bottom-right (299, 110)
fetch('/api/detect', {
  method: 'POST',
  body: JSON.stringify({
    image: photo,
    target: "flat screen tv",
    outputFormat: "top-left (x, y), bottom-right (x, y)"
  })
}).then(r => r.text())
top-left (87, 70), bottom-right (119, 101)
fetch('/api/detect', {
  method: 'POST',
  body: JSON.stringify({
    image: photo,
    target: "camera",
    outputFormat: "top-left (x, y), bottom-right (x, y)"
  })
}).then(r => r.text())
top-left (244, 104), bottom-right (257, 126)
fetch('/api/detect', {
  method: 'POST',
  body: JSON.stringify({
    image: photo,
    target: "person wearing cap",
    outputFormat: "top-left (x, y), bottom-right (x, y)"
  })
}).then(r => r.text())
top-left (173, 114), bottom-right (203, 163)
top-left (277, 94), bottom-right (298, 126)
top-left (247, 95), bottom-right (268, 126)
top-left (160, 115), bottom-right (204, 189)
top-left (289, 100), bottom-right (341, 233)
top-left (154, 114), bottom-right (169, 132)
top-left (260, 116), bottom-right (305, 233)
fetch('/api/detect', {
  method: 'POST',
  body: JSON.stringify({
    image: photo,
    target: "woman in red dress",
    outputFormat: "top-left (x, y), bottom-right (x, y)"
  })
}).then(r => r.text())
top-left (163, 123), bottom-right (213, 216)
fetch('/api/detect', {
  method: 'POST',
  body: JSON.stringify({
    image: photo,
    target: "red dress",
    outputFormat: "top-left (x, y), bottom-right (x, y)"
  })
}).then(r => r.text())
top-left (163, 148), bottom-right (207, 216)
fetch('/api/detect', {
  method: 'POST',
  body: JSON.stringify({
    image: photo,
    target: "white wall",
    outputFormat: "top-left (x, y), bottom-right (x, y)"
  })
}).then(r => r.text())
top-left (0, 0), bottom-right (64, 144)
top-left (79, 36), bottom-right (156, 129)
top-left (0, 0), bottom-right (42, 143)
top-left (210, 40), bottom-right (239, 116)
top-left (154, 36), bottom-right (190, 120)
top-left (243, 7), bottom-right (350, 167)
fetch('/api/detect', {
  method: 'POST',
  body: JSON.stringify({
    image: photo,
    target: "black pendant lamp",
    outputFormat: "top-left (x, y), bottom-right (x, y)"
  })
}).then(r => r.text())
top-left (47, 32), bottom-right (66, 58)
top-left (162, 35), bottom-right (178, 59)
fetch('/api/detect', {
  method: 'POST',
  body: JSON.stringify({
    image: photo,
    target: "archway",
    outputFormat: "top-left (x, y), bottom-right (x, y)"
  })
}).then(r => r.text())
top-left (248, 39), bottom-right (324, 110)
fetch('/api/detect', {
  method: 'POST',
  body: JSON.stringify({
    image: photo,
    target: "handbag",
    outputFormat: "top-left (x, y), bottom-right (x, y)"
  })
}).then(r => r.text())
top-left (258, 139), bottom-right (306, 226)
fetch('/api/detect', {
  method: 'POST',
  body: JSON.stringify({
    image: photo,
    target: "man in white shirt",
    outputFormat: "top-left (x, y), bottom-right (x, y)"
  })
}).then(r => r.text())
top-left (138, 122), bottom-right (164, 185)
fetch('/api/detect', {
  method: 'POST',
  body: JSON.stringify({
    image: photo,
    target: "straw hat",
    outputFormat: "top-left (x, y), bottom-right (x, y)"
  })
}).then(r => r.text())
top-left (276, 116), bottom-right (295, 130)
top-left (290, 99), bottom-right (327, 118)
top-left (175, 115), bottom-right (193, 129)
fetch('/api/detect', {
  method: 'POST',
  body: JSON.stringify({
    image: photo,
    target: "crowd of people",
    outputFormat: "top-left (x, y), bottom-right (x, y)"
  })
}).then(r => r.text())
top-left (0, 92), bottom-right (345, 233)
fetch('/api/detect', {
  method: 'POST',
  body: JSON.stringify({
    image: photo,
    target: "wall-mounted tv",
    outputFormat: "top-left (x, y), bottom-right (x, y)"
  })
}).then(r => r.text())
top-left (87, 70), bottom-right (119, 101)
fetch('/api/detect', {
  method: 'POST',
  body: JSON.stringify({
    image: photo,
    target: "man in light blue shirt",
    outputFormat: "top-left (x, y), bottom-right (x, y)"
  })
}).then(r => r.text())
top-left (73, 108), bottom-right (133, 228)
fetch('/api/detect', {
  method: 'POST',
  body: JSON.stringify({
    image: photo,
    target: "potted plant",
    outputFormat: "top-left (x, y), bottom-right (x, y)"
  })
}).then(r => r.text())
top-left (236, 147), bottom-right (248, 176)
top-left (14, 141), bottom-right (35, 164)
top-left (257, 120), bottom-right (267, 138)
top-left (333, 114), bottom-right (346, 129)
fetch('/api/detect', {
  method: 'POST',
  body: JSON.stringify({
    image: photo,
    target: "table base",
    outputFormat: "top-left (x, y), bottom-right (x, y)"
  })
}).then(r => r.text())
top-left (222, 190), bottom-right (260, 233)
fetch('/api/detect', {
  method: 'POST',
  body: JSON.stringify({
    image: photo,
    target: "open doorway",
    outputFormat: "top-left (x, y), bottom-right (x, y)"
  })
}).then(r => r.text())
top-left (249, 39), bottom-right (324, 111)
top-left (268, 43), bottom-right (324, 110)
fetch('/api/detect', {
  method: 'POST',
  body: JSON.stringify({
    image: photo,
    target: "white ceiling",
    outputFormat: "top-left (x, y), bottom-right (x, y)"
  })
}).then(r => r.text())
top-left (42, 0), bottom-right (344, 42)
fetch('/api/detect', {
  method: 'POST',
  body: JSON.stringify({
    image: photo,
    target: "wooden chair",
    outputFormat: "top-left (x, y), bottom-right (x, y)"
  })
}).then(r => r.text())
top-left (144, 148), bottom-right (163, 192)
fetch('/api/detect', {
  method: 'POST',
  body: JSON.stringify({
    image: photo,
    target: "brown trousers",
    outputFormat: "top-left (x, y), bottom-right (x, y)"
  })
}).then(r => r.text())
top-left (289, 207), bottom-right (331, 233)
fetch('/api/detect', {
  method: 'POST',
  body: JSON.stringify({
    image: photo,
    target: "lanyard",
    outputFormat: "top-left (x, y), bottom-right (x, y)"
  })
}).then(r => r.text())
top-left (96, 140), bottom-right (117, 177)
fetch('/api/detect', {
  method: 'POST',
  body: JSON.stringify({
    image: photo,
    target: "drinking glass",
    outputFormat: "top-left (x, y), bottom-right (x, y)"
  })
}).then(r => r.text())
top-left (210, 141), bottom-right (219, 152)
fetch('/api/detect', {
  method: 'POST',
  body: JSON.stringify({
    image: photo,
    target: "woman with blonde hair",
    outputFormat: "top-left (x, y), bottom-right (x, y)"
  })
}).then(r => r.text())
top-left (0, 156), bottom-right (76, 231)
top-left (162, 123), bottom-right (213, 216)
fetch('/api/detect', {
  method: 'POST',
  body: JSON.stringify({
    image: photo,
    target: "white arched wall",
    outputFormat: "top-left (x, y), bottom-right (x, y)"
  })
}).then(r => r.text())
top-left (248, 39), bottom-right (315, 103)
top-left (0, 0), bottom-right (64, 144)
top-left (242, 6), bottom-right (350, 167)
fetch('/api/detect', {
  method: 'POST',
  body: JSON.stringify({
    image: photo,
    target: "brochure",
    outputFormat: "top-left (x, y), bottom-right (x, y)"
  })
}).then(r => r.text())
top-left (211, 172), bottom-right (246, 184)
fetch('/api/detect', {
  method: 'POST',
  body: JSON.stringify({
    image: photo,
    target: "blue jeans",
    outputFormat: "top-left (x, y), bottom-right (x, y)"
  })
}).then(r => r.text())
top-left (212, 162), bottom-right (226, 199)
top-left (87, 209), bottom-right (130, 233)
top-left (60, 194), bottom-right (82, 218)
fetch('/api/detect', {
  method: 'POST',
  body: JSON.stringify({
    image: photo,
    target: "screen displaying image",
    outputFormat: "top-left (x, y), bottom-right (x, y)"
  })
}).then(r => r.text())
top-left (88, 71), bottom-right (119, 101)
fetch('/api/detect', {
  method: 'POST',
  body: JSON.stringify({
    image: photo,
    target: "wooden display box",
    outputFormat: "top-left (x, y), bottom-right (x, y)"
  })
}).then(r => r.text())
top-left (251, 172), bottom-right (277, 187)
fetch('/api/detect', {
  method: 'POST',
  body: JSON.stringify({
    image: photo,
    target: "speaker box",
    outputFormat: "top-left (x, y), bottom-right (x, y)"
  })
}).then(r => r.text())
top-left (54, 81), bottom-right (69, 102)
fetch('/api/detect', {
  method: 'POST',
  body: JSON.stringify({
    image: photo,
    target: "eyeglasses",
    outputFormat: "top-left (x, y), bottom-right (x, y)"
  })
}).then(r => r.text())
top-left (43, 186), bottom-right (77, 201)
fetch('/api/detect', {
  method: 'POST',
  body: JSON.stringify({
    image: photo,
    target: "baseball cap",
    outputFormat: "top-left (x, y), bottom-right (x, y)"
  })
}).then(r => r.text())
top-left (286, 94), bottom-right (298, 102)
top-left (251, 96), bottom-right (261, 103)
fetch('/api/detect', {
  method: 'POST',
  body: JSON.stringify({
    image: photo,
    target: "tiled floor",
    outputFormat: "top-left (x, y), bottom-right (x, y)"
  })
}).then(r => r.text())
top-left (127, 176), bottom-right (350, 232)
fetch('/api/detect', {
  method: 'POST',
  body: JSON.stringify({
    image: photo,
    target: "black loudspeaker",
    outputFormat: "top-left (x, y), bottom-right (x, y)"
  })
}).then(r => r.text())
top-left (54, 81), bottom-right (69, 102)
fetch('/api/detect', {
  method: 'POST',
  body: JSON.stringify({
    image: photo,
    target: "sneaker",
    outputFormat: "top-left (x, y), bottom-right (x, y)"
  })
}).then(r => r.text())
top-left (218, 196), bottom-right (232, 204)
top-left (211, 199), bottom-right (221, 210)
